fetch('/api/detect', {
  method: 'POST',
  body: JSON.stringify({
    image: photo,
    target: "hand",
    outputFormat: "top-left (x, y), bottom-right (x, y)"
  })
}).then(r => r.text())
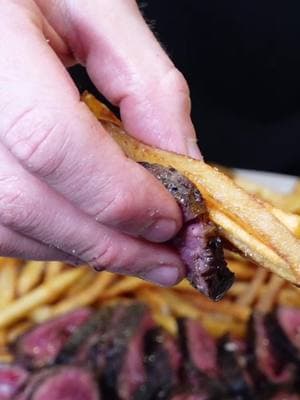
top-left (0, 0), bottom-right (200, 286)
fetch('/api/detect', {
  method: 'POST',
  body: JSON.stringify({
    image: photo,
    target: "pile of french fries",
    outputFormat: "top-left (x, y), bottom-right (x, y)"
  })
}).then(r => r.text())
top-left (0, 160), bottom-right (299, 363)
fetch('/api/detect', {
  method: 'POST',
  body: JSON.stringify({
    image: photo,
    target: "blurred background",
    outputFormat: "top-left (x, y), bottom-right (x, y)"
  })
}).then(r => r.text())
top-left (69, 0), bottom-right (300, 175)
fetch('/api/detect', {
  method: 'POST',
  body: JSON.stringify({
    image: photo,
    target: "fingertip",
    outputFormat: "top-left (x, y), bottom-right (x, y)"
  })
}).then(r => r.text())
top-left (141, 262), bottom-right (186, 287)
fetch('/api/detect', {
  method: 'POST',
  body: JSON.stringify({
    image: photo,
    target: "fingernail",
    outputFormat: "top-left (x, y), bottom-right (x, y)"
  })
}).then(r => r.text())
top-left (143, 218), bottom-right (178, 243)
top-left (143, 266), bottom-right (180, 286)
top-left (187, 138), bottom-right (202, 160)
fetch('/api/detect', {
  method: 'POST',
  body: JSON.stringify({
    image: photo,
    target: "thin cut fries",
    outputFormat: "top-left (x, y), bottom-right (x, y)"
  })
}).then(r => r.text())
top-left (257, 274), bottom-right (285, 313)
top-left (82, 92), bottom-right (300, 285)
top-left (17, 261), bottom-right (45, 295)
top-left (0, 259), bottom-right (19, 308)
top-left (44, 261), bottom-right (63, 281)
top-left (237, 268), bottom-right (268, 306)
top-left (52, 271), bottom-right (114, 316)
top-left (0, 268), bottom-right (85, 329)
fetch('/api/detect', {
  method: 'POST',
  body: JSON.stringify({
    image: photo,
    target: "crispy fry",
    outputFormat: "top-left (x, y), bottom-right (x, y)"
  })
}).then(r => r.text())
top-left (66, 269), bottom-right (95, 297)
top-left (201, 314), bottom-right (246, 338)
top-left (0, 268), bottom-right (85, 328)
top-left (152, 312), bottom-right (177, 335)
top-left (7, 321), bottom-right (33, 343)
top-left (101, 276), bottom-right (147, 299)
top-left (257, 274), bottom-right (285, 313)
top-left (52, 271), bottom-right (114, 316)
top-left (44, 261), bottom-right (64, 281)
top-left (227, 260), bottom-right (256, 280)
top-left (0, 259), bottom-right (19, 308)
top-left (183, 292), bottom-right (251, 322)
top-left (17, 261), bottom-right (46, 295)
top-left (237, 268), bottom-right (268, 306)
top-left (83, 92), bottom-right (300, 285)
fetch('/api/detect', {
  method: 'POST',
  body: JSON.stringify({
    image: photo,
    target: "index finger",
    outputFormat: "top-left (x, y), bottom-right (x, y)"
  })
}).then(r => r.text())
top-left (36, 0), bottom-right (201, 158)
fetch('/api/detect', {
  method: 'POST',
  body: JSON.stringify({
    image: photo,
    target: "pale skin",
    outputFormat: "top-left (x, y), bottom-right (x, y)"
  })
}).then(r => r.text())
top-left (0, 0), bottom-right (201, 286)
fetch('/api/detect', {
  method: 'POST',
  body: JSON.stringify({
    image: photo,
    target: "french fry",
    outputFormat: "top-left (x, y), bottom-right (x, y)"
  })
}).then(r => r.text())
top-left (237, 268), bottom-right (268, 306)
top-left (0, 259), bottom-right (19, 308)
top-left (200, 314), bottom-right (246, 338)
top-left (66, 269), bottom-right (95, 297)
top-left (17, 261), bottom-right (45, 296)
top-left (52, 271), bottom-right (115, 316)
top-left (7, 321), bottom-right (33, 343)
top-left (226, 260), bottom-right (256, 280)
top-left (0, 268), bottom-right (85, 328)
top-left (257, 274), bottom-right (285, 313)
top-left (101, 276), bottom-right (147, 299)
top-left (44, 261), bottom-right (63, 281)
top-left (83, 92), bottom-right (300, 285)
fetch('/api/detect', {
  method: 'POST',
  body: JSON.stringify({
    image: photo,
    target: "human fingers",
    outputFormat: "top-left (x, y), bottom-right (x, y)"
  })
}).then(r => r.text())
top-left (35, 0), bottom-right (201, 158)
top-left (0, 143), bottom-right (184, 286)
top-left (0, 1), bottom-right (182, 243)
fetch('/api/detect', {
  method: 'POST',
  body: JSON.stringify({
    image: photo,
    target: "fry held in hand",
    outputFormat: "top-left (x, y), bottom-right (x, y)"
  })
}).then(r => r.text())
top-left (83, 92), bottom-right (300, 286)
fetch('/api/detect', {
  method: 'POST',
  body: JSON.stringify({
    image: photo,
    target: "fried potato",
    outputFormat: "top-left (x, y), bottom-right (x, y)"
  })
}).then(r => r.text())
top-left (83, 92), bottom-right (300, 286)
top-left (17, 261), bottom-right (45, 295)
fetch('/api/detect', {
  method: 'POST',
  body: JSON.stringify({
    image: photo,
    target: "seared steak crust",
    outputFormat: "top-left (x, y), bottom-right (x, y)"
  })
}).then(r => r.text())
top-left (141, 162), bottom-right (234, 300)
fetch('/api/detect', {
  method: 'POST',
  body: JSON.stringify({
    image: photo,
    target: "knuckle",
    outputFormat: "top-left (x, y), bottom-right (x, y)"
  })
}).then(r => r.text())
top-left (95, 189), bottom-right (137, 225)
top-left (0, 176), bottom-right (34, 229)
top-left (86, 239), bottom-right (119, 271)
top-left (4, 107), bottom-right (70, 177)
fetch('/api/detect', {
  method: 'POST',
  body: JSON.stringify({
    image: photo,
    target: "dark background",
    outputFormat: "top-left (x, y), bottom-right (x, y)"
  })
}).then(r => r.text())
top-left (69, 0), bottom-right (300, 175)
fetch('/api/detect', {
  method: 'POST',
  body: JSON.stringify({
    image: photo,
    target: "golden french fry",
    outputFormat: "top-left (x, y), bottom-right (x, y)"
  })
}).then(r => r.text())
top-left (83, 92), bottom-right (300, 286)
top-left (0, 259), bottom-right (19, 308)
top-left (227, 260), bottom-right (256, 280)
top-left (30, 306), bottom-right (53, 324)
top-left (183, 292), bottom-right (251, 322)
top-left (66, 269), bottom-right (95, 297)
top-left (137, 287), bottom-right (171, 315)
top-left (44, 261), bottom-right (64, 281)
top-left (101, 276), bottom-right (147, 299)
top-left (152, 312), bottom-right (177, 335)
top-left (160, 290), bottom-right (202, 320)
top-left (200, 314), bottom-right (246, 338)
top-left (52, 271), bottom-right (115, 316)
top-left (0, 352), bottom-right (13, 363)
top-left (237, 268), bottom-right (268, 306)
top-left (257, 274), bottom-right (285, 313)
top-left (17, 261), bottom-right (46, 296)
top-left (0, 268), bottom-right (85, 328)
top-left (7, 321), bottom-right (33, 343)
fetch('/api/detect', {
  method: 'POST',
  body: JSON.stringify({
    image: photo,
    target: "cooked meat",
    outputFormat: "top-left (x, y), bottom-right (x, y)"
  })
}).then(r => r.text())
top-left (55, 305), bottom-right (116, 366)
top-left (100, 303), bottom-right (153, 399)
top-left (170, 393), bottom-right (212, 400)
top-left (141, 162), bottom-right (234, 301)
top-left (270, 391), bottom-right (300, 400)
top-left (246, 313), bottom-right (295, 388)
top-left (133, 327), bottom-right (179, 400)
top-left (217, 335), bottom-right (254, 399)
top-left (14, 309), bottom-right (91, 369)
top-left (277, 307), bottom-right (300, 351)
top-left (15, 367), bottom-right (99, 400)
top-left (0, 364), bottom-right (28, 400)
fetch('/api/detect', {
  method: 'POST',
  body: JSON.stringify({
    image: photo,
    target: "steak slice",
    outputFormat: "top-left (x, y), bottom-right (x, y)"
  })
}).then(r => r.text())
top-left (170, 393), bottom-right (212, 400)
top-left (246, 313), bottom-right (295, 389)
top-left (133, 327), bottom-right (180, 400)
top-left (141, 162), bottom-right (234, 301)
top-left (14, 308), bottom-right (91, 369)
top-left (16, 367), bottom-right (99, 400)
top-left (217, 335), bottom-right (254, 399)
top-left (0, 364), bottom-right (28, 400)
top-left (277, 307), bottom-right (300, 351)
top-left (98, 303), bottom-right (154, 399)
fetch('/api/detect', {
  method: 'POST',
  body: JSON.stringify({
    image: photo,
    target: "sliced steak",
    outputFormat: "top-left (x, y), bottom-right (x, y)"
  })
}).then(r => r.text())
top-left (141, 162), bottom-right (234, 301)
top-left (170, 393), bottom-right (212, 400)
top-left (0, 364), bottom-right (28, 400)
top-left (133, 327), bottom-right (179, 400)
top-left (99, 303), bottom-right (154, 399)
top-left (218, 335), bottom-right (254, 399)
top-left (177, 319), bottom-right (225, 398)
top-left (55, 305), bottom-right (116, 366)
top-left (277, 307), bottom-right (300, 351)
top-left (246, 313), bottom-right (294, 389)
top-left (14, 308), bottom-right (91, 369)
top-left (270, 391), bottom-right (300, 400)
top-left (16, 367), bottom-right (99, 400)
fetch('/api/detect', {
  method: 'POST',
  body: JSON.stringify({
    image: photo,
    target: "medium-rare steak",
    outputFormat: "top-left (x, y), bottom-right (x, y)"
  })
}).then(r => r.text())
top-left (15, 367), bottom-right (99, 400)
top-left (217, 335), bottom-right (254, 399)
top-left (0, 364), bottom-right (28, 400)
top-left (141, 162), bottom-right (234, 301)
top-left (133, 327), bottom-right (179, 400)
top-left (14, 308), bottom-right (91, 369)
top-left (277, 307), bottom-right (300, 351)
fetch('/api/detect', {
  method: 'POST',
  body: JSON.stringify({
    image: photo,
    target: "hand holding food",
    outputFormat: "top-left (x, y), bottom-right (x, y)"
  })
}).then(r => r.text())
top-left (0, 0), bottom-right (203, 285)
